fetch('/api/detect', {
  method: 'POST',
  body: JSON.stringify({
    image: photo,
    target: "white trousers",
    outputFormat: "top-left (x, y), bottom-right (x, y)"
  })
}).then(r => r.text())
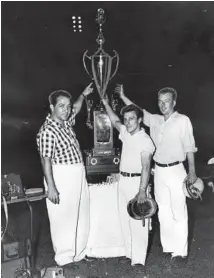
top-left (154, 163), bottom-right (188, 257)
top-left (45, 163), bottom-right (90, 266)
top-left (118, 175), bottom-right (149, 266)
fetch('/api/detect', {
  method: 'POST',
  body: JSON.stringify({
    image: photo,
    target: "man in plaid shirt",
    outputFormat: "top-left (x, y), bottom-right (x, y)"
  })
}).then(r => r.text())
top-left (37, 83), bottom-right (93, 266)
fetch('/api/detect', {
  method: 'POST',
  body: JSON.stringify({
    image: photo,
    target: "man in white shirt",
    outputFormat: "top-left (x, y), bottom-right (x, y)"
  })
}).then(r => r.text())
top-left (115, 85), bottom-right (197, 270)
top-left (101, 97), bottom-right (155, 275)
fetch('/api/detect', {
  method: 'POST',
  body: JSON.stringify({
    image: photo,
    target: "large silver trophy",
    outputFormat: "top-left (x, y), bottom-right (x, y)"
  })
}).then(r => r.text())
top-left (83, 9), bottom-right (120, 174)
top-left (83, 8), bottom-right (119, 100)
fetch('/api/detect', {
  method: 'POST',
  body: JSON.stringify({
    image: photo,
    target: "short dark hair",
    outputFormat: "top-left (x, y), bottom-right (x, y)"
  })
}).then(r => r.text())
top-left (120, 104), bottom-right (143, 119)
top-left (48, 90), bottom-right (72, 106)
top-left (158, 87), bottom-right (177, 101)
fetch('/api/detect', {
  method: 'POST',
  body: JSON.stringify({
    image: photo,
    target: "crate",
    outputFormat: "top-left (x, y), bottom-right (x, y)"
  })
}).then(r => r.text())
top-left (1, 256), bottom-right (30, 278)
top-left (1, 238), bottom-right (31, 263)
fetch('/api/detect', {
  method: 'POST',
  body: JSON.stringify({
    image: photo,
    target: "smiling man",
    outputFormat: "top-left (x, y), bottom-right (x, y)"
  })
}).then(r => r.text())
top-left (36, 83), bottom-right (93, 267)
top-left (101, 97), bottom-right (155, 275)
top-left (116, 85), bottom-right (198, 271)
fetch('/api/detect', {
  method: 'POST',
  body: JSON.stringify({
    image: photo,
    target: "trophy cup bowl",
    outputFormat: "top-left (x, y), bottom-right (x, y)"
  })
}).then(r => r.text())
top-left (83, 48), bottom-right (119, 100)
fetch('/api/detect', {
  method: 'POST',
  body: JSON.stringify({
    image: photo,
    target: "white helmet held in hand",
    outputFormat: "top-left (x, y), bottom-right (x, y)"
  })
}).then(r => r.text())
top-left (183, 177), bottom-right (204, 200)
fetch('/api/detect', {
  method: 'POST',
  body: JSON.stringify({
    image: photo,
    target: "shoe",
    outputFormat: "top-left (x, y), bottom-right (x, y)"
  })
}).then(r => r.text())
top-left (132, 263), bottom-right (146, 275)
top-left (83, 255), bottom-right (96, 262)
top-left (63, 262), bottom-right (79, 270)
top-left (171, 256), bottom-right (187, 269)
top-left (159, 252), bottom-right (171, 268)
top-left (118, 256), bottom-right (131, 264)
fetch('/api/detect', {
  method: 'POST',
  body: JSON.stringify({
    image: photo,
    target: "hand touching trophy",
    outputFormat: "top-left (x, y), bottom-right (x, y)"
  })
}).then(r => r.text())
top-left (111, 95), bottom-right (118, 112)
top-left (114, 84), bottom-right (124, 98)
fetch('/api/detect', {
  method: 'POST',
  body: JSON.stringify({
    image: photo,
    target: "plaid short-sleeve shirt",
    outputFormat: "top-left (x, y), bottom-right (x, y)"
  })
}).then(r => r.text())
top-left (36, 112), bottom-right (83, 165)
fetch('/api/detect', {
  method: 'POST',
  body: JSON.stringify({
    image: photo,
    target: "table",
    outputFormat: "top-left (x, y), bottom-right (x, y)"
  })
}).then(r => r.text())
top-left (2, 182), bottom-right (127, 271)
top-left (2, 194), bottom-right (47, 277)
top-left (86, 181), bottom-right (126, 258)
top-left (2, 183), bottom-right (124, 268)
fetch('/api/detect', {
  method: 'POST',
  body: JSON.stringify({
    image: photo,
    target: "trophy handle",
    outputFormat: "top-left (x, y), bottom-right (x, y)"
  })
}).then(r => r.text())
top-left (109, 50), bottom-right (119, 80)
top-left (83, 50), bottom-right (93, 79)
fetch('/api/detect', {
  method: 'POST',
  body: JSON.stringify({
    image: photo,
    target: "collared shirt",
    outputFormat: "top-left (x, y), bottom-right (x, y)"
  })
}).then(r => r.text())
top-left (143, 110), bottom-right (197, 164)
top-left (36, 111), bottom-right (83, 165)
top-left (119, 125), bottom-right (155, 173)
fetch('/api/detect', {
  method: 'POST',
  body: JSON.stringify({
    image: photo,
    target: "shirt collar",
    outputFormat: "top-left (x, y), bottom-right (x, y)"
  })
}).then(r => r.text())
top-left (162, 111), bottom-right (178, 122)
top-left (128, 127), bottom-right (145, 136)
top-left (46, 114), bottom-right (65, 128)
top-left (170, 111), bottom-right (178, 118)
top-left (138, 127), bottom-right (146, 135)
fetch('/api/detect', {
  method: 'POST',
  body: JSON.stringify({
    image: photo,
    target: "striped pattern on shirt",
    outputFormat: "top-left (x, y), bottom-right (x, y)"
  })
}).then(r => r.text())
top-left (36, 113), bottom-right (83, 165)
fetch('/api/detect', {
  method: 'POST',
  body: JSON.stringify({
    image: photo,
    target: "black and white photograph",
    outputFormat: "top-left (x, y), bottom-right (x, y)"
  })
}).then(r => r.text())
top-left (1, 1), bottom-right (214, 278)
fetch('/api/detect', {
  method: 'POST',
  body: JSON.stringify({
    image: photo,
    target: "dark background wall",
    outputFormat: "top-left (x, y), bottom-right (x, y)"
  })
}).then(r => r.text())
top-left (2, 1), bottom-right (214, 186)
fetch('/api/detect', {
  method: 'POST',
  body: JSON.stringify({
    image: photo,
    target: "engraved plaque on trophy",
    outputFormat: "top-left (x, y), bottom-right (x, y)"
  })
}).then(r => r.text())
top-left (93, 110), bottom-right (114, 155)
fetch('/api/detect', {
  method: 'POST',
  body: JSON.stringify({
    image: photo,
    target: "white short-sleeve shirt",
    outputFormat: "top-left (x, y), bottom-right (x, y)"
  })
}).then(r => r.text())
top-left (143, 110), bottom-right (197, 164)
top-left (119, 125), bottom-right (155, 173)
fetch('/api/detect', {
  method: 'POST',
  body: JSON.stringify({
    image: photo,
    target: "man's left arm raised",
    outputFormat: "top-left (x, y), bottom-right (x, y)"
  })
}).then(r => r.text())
top-left (101, 97), bottom-right (122, 132)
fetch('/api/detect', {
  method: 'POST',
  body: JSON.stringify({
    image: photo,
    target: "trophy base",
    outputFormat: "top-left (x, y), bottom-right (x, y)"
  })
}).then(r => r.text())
top-left (85, 153), bottom-right (120, 175)
top-left (86, 164), bottom-right (120, 175)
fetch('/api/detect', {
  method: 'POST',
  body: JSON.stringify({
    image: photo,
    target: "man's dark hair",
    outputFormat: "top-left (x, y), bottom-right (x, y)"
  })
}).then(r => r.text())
top-left (120, 104), bottom-right (143, 119)
top-left (48, 90), bottom-right (72, 106)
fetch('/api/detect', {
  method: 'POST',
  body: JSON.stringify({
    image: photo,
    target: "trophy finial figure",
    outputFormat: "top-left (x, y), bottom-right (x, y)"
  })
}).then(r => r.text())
top-left (96, 8), bottom-right (106, 27)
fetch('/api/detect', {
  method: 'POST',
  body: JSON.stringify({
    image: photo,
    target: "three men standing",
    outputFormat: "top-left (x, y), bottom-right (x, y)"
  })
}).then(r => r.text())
top-left (37, 80), bottom-right (197, 273)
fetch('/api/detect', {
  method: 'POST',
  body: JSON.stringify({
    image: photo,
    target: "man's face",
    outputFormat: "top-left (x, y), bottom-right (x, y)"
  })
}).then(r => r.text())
top-left (123, 111), bottom-right (141, 135)
top-left (50, 96), bottom-right (71, 123)
top-left (158, 92), bottom-right (175, 116)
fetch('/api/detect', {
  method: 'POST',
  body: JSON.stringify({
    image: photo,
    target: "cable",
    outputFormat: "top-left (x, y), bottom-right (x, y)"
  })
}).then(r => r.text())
top-left (14, 241), bottom-right (31, 278)
top-left (14, 268), bottom-right (31, 278)
top-left (1, 195), bottom-right (8, 241)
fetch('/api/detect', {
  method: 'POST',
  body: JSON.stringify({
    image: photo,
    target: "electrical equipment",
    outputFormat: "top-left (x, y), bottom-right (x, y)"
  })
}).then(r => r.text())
top-left (1, 174), bottom-right (24, 201)
top-left (1, 257), bottom-right (30, 278)
top-left (1, 236), bottom-right (31, 278)
top-left (1, 238), bottom-right (31, 263)
top-left (25, 188), bottom-right (43, 197)
top-left (40, 267), bottom-right (65, 278)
